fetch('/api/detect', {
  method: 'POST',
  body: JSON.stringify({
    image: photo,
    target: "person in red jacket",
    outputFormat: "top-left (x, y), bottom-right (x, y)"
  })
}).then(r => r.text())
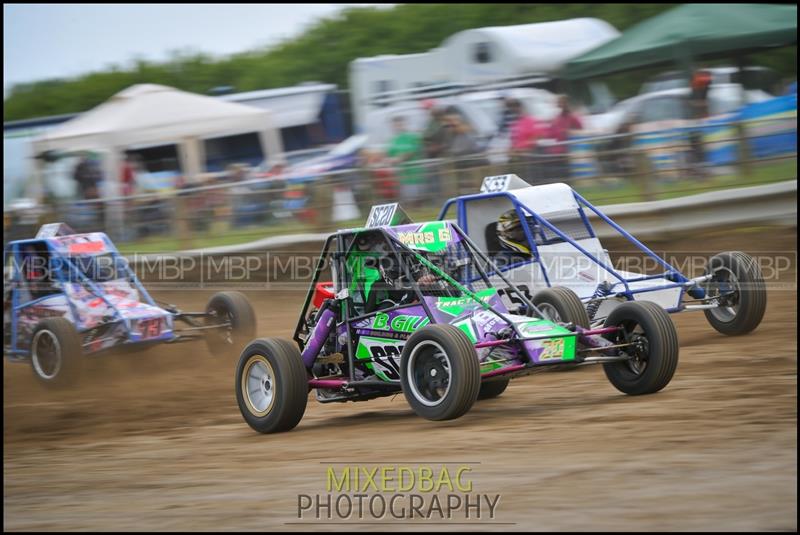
top-left (120, 152), bottom-right (139, 197)
top-left (506, 99), bottom-right (543, 182)
top-left (689, 69), bottom-right (713, 178)
top-left (545, 95), bottom-right (584, 179)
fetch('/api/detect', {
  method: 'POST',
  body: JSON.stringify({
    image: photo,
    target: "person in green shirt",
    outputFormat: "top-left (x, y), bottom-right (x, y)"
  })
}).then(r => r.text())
top-left (386, 116), bottom-right (424, 207)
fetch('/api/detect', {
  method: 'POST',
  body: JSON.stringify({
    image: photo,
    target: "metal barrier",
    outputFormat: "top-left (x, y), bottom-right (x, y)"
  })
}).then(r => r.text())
top-left (4, 114), bottom-right (797, 250)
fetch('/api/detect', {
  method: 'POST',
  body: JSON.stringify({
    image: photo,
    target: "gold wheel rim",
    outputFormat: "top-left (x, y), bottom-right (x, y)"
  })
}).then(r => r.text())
top-left (241, 354), bottom-right (276, 417)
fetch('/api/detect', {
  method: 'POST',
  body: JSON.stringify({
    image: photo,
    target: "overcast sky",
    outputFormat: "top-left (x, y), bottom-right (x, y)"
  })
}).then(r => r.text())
top-left (3, 4), bottom-right (391, 93)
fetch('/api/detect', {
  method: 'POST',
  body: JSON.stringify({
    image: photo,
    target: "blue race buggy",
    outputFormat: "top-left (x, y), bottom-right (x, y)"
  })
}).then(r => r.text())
top-left (437, 174), bottom-right (766, 335)
top-left (3, 223), bottom-right (256, 387)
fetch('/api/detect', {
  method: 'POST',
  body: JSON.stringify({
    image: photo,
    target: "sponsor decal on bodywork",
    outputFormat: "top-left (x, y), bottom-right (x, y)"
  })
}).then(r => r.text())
top-left (372, 312), bottom-right (429, 333)
top-left (393, 222), bottom-right (455, 253)
top-left (435, 288), bottom-right (497, 317)
top-left (355, 335), bottom-right (404, 381)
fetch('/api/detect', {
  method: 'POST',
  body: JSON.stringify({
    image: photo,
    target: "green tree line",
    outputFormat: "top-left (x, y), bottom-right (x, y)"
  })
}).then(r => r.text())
top-left (4, 4), bottom-right (795, 121)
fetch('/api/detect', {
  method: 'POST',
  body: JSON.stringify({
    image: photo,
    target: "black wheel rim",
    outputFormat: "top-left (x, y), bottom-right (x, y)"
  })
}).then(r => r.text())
top-left (208, 305), bottom-right (234, 344)
top-left (612, 321), bottom-right (649, 377)
top-left (706, 267), bottom-right (740, 323)
top-left (407, 341), bottom-right (452, 406)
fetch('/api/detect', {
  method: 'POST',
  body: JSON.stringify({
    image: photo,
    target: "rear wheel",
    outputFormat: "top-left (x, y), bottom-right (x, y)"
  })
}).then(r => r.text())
top-left (602, 301), bottom-right (679, 395)
top-left (477, 378), bottom-right (510, 400)
top-left (703, 251), bottom-right (766, 336)
top-left (532, 287), bottom-right (590, 328)
top-left (30, 318), bottom-right (83, 388)
top-left (235, 338), bottom-right (308, 434)
top-left (400, 325), bottom-right (481, 421)
top-left (205, 291), bottom-right (257, 356)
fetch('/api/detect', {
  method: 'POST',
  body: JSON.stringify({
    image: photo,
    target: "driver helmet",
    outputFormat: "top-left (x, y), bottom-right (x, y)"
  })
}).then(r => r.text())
top-left (497, 209), bottom-right (533, 255)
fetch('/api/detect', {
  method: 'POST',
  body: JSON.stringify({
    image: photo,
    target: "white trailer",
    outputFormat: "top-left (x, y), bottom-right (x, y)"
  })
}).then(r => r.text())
top-left (349, 18), bottom-right (620, 133)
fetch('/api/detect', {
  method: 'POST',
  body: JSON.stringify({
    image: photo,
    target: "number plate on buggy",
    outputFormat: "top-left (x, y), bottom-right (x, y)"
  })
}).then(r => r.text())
top-left (138, 318), bottom-right (162, 339)
top-left (532, 335), bottom-right (577, 363)
top-left (540, 338), bottom-right (565, 361)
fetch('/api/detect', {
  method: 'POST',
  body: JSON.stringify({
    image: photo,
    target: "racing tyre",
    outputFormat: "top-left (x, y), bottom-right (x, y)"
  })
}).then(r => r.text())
top-left (30, 318), bottom-right (83, 388)
top-left (703, 251), bottom-right (766, 336)
top-left (602, 301), bottom-right (678, 396)
top-left (235, 338), bottom-right (308, 434)
top-left (400, 324), bottom-right (481, 421)
top-left (477, 378), bottom-right (510, 400)
top-left (532, 287), bottom-right (590, 329)
top-left (205, 291), bottom-right (257, 357)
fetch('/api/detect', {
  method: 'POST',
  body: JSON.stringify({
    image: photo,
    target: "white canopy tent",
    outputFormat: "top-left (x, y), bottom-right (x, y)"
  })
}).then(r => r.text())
top-left (31, 84), bottom-right (284, 199)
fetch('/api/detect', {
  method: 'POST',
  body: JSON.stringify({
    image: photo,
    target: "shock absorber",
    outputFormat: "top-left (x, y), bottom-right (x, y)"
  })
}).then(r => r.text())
top-left (586, 281), bottom-right (613, 321)
top-left (300, 300), bottom-right (336, 368)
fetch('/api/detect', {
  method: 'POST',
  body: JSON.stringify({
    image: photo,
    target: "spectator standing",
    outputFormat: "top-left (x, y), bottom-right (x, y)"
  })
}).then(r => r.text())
top-left (421, 102), bottom-right (451, 201)
top-left (443, 113), bottom-right (486, 194)
top-left (497, 94), bottom-right (517, 135)
top-left (120, 152), bottom-right (141, 196)
top-left (689, 69), bottom-right (712, 120)
top-left (73, 151), bottom-right (103, 200)
top-left (362, 148), bottom-right (398, 202)
top-left (689, 69), bottom-right (713, 178)
top-left (119, 152), bottom-right (141, 240)
top-left (422, 104), bottom-right (450, 159)
top-left (387, 116), bottom-right (424, 207)
top-left (507, 99), bottom-right (542, 182)
top-left (545, 95), bottom-right (583, 179)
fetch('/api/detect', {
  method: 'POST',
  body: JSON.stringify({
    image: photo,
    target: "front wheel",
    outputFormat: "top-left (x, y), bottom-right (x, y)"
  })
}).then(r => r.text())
top-left (400, 325), bottom-right (481, 421)
top-left (235, 338), bottom-right (308, 434)
top-left (30, 318), bottom-right (84, 388)
top-left (703, 251), bottom-right (766, 336)
top-left (205, 291), bottom-right (257, 356)
top-left (602, 301), bottom-right (679, 395)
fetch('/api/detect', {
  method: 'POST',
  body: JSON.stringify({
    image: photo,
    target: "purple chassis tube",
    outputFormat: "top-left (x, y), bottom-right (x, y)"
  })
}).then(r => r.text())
top-left (300, 303), bottom-right (336, 368)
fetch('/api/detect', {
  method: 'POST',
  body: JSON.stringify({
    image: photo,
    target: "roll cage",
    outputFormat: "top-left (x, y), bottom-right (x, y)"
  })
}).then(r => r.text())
top-left (292, 223), bottom-right (544, 352)
top-left (438, 185), bottom-right (700, 308)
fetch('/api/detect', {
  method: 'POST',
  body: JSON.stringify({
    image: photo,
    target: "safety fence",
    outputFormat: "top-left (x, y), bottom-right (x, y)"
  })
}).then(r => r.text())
top-left (4, 114), bottom-right (796, 251)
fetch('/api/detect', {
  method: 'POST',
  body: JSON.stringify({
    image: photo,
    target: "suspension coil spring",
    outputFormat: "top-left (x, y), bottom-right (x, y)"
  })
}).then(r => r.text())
top-left (586, 281), bottom-right (613, 321)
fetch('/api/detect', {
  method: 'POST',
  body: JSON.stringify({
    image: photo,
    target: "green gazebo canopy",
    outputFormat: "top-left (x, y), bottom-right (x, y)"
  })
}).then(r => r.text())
top-left (564, 4), bottom-right (797, 80)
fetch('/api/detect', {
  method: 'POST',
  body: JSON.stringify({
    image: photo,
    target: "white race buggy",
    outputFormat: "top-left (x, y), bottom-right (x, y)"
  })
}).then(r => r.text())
top-left (437, 174), bottom-right (766, 335)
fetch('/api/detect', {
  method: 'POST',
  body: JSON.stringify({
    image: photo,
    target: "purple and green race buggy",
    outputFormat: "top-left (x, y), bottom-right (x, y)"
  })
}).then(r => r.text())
top-left (235, 218), bottom-right (680, 433)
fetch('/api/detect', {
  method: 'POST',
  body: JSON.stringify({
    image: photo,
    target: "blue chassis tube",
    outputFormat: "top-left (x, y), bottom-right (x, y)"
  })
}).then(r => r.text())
top-left (439, 189), bottom-right (699, 313)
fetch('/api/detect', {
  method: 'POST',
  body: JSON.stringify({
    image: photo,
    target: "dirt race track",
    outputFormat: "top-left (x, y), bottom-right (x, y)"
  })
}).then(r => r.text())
top-left (4, 228), bottom-right (797, 531)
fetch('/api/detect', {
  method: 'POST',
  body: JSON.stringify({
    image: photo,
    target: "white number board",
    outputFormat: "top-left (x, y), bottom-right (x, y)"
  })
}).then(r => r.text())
top-left (365, 203), bottom-right (400, 228)
top-left (36, 222), bottom-right (76, 238)
top-left (365, 203), bottom-right (413, 228)
top-left (480, 174), bottom-right (529, 193)
top-left (480, 174), bottom-right (513, 193)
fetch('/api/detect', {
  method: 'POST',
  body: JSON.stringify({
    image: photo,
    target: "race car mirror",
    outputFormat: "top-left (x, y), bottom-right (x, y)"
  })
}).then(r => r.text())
top-left (480, 174), bottom-right (531, 193)
top-left (36, 222), bottom-right (76, 238)
top-left (365, 203), bottom-right (412, 228)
